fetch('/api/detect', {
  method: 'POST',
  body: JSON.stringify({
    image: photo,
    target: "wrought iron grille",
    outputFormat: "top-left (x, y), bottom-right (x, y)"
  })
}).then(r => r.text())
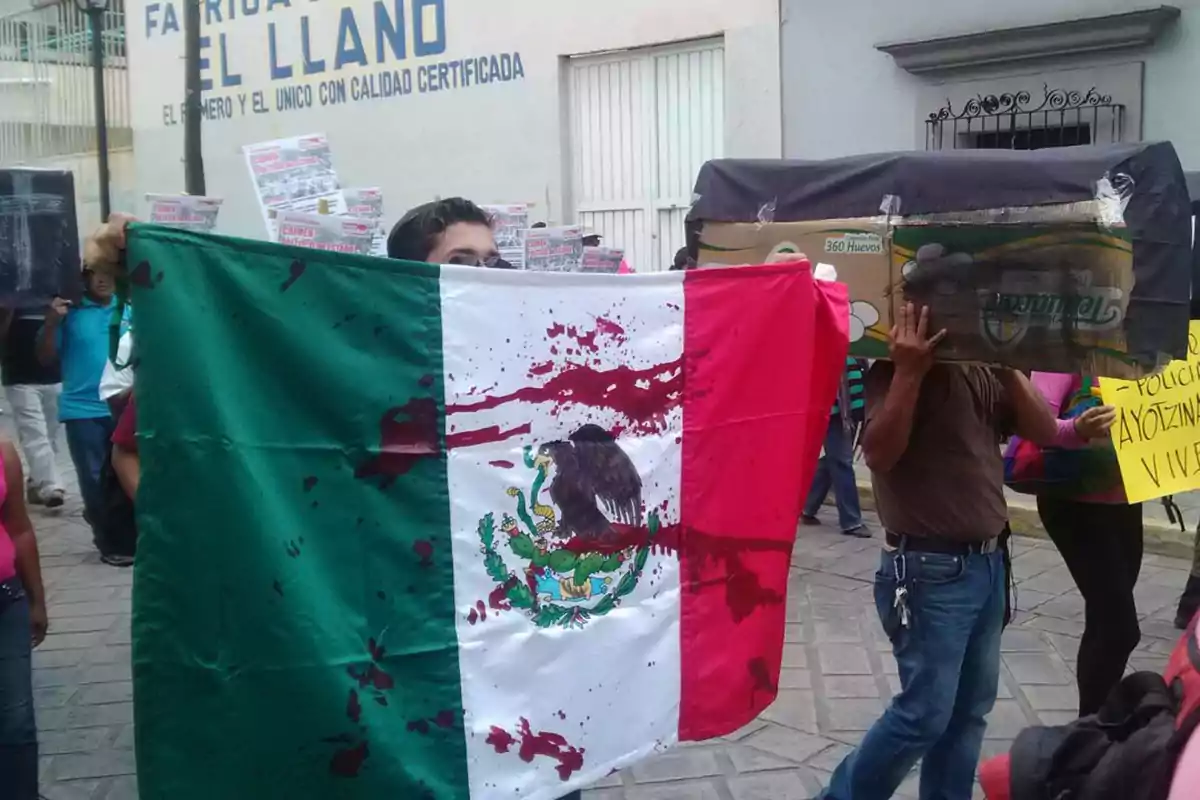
top-left (926, 84), bottom-right (1125, 151)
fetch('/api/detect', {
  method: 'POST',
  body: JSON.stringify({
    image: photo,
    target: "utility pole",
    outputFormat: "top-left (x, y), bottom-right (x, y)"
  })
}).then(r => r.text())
top-left (76, 0), bottom-right (111, 221)
top-left (183, 0), bottom-right (205, 195)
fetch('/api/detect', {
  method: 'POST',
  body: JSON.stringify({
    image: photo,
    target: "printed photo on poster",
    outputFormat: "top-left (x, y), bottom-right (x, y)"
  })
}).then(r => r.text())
top-left (275, 210), bottom-right (376, 256)
top-left (482, 204), bottom-right (529, 268)
top-left (243, 133), bottom-right (347, 240)
top-left (524, 226), bottom-right (584, 272)
top-left (581, 246), bottom-right (625, 274)
top-left (342, 187), bottom-right (387, 256)
top-left (146, 194), bottom-right (223, 233)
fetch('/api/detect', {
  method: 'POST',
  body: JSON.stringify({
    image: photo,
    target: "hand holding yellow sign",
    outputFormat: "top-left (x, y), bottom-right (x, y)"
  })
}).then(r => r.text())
top-left (1099, 322), bottom-right (1200, 504)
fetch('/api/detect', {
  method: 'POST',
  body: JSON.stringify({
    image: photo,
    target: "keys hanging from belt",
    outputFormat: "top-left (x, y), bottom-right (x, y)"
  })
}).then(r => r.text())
top-left (891, 553), bottom-right (911, 629)
top-left (893, 586), bottom-right (911, 628)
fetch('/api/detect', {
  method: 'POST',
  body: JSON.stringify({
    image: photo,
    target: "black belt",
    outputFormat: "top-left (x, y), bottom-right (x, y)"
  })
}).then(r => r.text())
top-left (885, 532), bottom-right (1000, 555)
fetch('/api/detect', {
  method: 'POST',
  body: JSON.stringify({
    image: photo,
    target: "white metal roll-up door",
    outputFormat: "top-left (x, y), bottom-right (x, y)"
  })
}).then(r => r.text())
top-left (568, 39), bottom-right (724, 273)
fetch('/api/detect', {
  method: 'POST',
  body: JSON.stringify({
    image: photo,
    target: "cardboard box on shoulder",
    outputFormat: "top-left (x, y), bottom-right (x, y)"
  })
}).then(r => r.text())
top-left (894, 206), bottom-right (1134, 376)
top-left (687, 144), bottom-right (1193, 378)
top-left (696, 218), bottom-right (893, 359)
top-left (695, 209), bottom-right (1137, 375)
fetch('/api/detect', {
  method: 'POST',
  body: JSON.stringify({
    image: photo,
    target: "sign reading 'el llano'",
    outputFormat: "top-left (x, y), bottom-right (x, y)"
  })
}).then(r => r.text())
top-left (1100, 321), bottom-right (1200, 503)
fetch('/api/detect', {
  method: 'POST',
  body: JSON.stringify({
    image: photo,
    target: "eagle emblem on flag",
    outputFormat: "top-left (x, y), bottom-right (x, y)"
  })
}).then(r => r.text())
top-left (476, 425), bottom-right (663, 630)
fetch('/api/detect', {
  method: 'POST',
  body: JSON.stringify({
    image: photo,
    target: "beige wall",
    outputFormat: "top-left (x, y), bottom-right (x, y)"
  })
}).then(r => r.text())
top-left (124, 0), bottom-right (783, 239)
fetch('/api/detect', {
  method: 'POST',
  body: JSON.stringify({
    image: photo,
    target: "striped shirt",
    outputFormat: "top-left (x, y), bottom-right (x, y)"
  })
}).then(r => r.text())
top-left (832, 357), bottom-right (866, 419)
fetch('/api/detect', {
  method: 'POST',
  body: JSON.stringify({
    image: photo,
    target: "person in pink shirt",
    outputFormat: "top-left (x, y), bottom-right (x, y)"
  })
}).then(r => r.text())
top-left (1030, 371), bottom-right (1139, 717)
top-left (0, 438), bottom-right (48, 799)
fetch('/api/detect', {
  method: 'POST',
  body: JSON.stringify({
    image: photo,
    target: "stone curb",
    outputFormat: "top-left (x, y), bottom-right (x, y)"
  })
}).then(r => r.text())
top-left (846, 481), bottom-right (1197, 561)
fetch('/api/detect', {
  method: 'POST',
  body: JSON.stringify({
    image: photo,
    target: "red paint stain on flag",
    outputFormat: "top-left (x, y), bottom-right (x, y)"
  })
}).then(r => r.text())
top-left (446, 423), bottom-right (531, 450)
top-left (329, 741), bottom-right (369, 777)
top-left (447, 360), bottom-right (681, 437)
top-left (485, 717), bottom-right (586, 780)
top-left (413, 540), bottom-right (434, 567)
top-left (356, 399), bottom-right (440, 487)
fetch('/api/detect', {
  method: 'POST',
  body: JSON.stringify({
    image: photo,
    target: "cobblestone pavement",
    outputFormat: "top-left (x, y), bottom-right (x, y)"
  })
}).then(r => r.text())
top-left (25, 465), bottom-right (1192, 799)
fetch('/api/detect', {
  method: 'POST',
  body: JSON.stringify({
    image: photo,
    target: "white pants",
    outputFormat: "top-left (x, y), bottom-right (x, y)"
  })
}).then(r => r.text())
top-left (5, 384), bottom-right (63, 493)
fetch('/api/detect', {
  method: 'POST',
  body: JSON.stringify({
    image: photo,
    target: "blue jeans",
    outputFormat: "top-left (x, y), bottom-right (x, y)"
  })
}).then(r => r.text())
top-left (0, 580), bottom-right (38, 800)
top-left (64, 416), bottom-right (115, 531)
top-left (820, 547), bottom-right (1006, 800)
top-left (804, 418), bottom-right (863, 532)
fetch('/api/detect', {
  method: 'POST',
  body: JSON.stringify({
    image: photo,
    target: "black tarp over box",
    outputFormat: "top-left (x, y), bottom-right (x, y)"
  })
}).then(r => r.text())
top-left (1187, 171), bottom-right (1200, 320)
top-left (687, 143), bottom-right (1193, 375)
top-left (0, 169), bottom-right (82, 306)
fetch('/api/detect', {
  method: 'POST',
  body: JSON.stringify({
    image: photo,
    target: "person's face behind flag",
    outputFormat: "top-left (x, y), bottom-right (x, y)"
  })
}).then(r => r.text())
top-left (429, 221), bottom-right (500, 267)
top-left (86, 269), bottom-right (116, 302)
top-left (387, 198), bottom-right (501, 267)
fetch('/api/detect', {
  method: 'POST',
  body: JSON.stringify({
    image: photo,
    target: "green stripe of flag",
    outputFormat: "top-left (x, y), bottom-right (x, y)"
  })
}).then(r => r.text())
top-left (129, 225), bottom-right (469, 798)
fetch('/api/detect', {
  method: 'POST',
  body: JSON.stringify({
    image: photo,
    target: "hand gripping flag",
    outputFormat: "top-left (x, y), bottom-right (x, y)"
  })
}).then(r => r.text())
top-left (126, 225), bottom-right (849, 799)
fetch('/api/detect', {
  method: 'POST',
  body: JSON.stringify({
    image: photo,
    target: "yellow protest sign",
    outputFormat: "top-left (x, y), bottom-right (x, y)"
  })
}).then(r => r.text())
top-left (1100, 322), bottom-right (1200, 504)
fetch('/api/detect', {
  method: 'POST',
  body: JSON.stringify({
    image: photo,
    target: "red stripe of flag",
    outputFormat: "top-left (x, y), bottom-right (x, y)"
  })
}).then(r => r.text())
top-left (678, 263), bottom-right (849, 740)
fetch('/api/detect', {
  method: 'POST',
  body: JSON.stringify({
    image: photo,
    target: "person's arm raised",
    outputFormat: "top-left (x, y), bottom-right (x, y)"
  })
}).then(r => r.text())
top-left (861, 304), bottom-right (946, 474)
top-left (995, 369), bottom-right (1059, 447)
top-left (35, 297), bottom-right (69, 367)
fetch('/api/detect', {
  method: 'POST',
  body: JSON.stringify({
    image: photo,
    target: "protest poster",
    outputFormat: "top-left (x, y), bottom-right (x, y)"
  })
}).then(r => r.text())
top-left (146, 194), bottom-right (223, 233)
top-left (274, 210), bottom-right (375, 256)
top-left (342, 187), bottom-right (387, 256)
top-left (243, 133), bottom-right (346, 240)
top-left (1100, 321), bottom-right (1200, 503)
top-left (524, 225), bottom-right (584, 272)
top-left (581, 246), bottom-right (625, 274)
top-left (482, 204), bottom-right (529, 268)
top-left (0, 168), bottom-right (80, 304)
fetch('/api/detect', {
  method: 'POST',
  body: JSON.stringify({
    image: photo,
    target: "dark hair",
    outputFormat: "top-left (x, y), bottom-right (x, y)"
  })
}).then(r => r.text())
top-left (386, 197), bottom-right (492, 262)
top-left (671, 246), bottom-right (693, 271)
top-left (531, 221), bottom-right (547, 229)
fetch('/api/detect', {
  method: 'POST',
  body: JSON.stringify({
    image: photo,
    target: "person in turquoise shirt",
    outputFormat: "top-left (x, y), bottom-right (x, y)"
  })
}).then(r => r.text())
top-left (36, 268), bottom-right (129, 559)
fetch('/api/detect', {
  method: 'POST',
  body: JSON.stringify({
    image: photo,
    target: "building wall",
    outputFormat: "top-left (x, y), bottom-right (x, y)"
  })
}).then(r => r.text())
top-left (1, 1), bottom-right (135, 234)
top-left (124, 0), bottom-right (782, 242)
top-left (781, 0), bottom-right (1200, 170)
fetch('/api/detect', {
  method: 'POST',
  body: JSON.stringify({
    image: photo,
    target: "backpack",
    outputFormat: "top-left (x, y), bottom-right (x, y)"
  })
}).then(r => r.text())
top-left (1004, 376), bottom-right (1122, 498)
top-left (93, 394), bottom-right (137, 560)
top-left (94, 454), bottom-right (137, 559)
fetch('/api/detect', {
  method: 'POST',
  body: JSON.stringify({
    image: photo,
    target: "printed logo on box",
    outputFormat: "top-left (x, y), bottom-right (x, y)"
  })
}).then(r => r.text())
top-left (824, 233), bottom-right (884, 255)
top-left (977, 270), bottom-right (1126, 351)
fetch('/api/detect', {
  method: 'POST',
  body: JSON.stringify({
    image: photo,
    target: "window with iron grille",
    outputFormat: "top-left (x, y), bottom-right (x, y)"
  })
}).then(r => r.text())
top-left (926, 85), bottom-right (1124, 151)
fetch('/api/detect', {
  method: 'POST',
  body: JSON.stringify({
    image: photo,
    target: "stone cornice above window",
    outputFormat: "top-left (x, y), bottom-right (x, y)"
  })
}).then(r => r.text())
top-left (877, 6), bottom-right (1181, 76)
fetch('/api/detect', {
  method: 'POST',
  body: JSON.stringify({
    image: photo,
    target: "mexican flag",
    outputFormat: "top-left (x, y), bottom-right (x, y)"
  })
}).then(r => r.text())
top-left (126, 225), bottom-right (848, 799)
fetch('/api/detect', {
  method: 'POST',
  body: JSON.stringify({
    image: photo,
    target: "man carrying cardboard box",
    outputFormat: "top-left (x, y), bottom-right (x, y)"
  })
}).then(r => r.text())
top-left (819, 304), bottom-right (1057, 800)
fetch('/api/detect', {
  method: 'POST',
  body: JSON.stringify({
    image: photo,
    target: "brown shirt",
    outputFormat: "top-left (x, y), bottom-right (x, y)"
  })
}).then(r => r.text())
top-left (865, 363), bottom-right (1013, 542)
